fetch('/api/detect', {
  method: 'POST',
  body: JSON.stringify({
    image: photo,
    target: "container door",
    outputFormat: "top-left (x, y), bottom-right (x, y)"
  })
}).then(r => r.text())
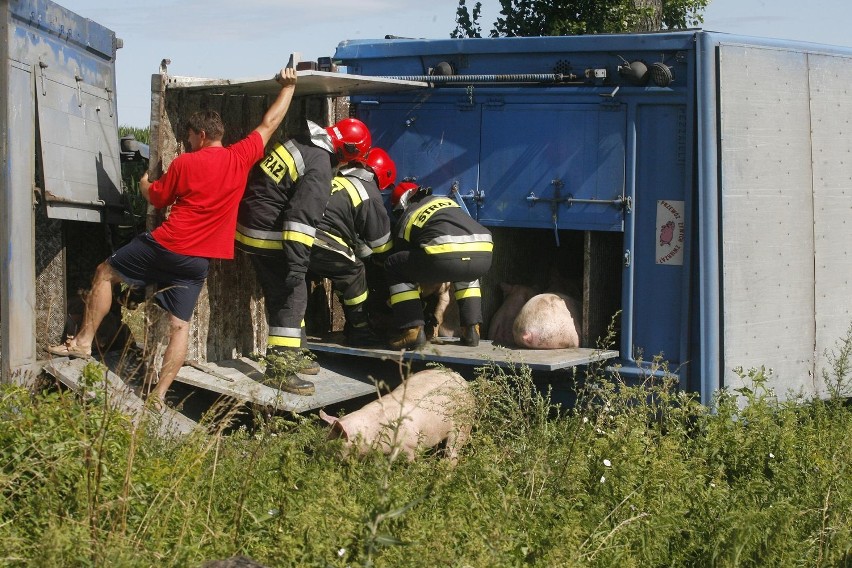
top-left (478, 103), bottom-right (626, 231)
top-left (36, 69), bottom-right (126, 224)
top-left (359, 103), bottom-right (481, 198)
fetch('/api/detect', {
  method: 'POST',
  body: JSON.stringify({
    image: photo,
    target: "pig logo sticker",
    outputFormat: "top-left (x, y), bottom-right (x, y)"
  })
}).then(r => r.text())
top-left (656, 200), bottom-right (685, 266)
top-left (659, 220), bottom-right (675, 247)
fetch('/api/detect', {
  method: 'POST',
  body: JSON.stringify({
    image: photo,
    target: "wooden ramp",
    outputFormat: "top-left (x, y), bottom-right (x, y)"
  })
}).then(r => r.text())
top-left (172, 356), bottom-right (378, 413)
top-left (43, 357), bottom-right (198, 438)
top-left (308, 333), bottom-right (619, 372)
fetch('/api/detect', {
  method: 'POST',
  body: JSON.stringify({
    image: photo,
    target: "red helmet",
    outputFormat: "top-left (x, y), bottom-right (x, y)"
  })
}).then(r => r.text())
top-left (363, 148), bottom-right (397, 190)
top-left (325, 118), bottom-right (371, 162)
top-left (390, 181), bottom-right (419, 211)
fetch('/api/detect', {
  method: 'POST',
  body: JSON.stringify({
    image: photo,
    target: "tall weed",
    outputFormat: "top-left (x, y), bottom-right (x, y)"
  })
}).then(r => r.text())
top-left (1, 339), bottom-right (850, 566)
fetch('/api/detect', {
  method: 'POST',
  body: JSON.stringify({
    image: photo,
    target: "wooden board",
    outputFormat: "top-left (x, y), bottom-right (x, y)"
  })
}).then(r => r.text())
top-left (172, 356), bottom-right (378, 413)
top-left (307, 333), bottom-right (619, 372)
top-left (43, 357), bottom-right (198, 437)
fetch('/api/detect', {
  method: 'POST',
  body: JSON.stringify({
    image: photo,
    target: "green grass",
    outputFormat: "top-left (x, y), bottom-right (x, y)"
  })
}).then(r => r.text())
top-left (2, 338), bottom-right (851, 566)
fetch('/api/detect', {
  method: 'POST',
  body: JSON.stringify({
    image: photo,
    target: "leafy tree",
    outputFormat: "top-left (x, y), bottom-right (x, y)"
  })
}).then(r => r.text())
top-left (452, 0), bottom-right (709, 38)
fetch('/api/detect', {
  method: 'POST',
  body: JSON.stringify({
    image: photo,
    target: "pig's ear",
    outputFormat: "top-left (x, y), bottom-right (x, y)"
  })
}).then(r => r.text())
top-left (319, 409), bottom-right (350, 441)
top-left (331, 420), bottom-right (350, 442)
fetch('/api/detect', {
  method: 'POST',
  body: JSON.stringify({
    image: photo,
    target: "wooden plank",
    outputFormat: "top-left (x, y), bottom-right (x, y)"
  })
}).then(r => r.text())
top-left (172, 357), bottom-right (377, 413)
top-left (307, 333), bottom-right (619, 372)
top-left (43, 357), bottom-right (198, 437)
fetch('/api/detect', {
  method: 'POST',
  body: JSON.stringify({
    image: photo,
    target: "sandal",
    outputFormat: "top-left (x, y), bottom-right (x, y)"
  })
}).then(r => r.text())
top-left (47, 342), bottom-right (93, 360)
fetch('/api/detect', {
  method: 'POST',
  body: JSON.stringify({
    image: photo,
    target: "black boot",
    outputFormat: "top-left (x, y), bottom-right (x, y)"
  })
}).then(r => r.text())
top-left (388, 326), bottom-right (427, 350)
top-left (262, 350), bottom-right (315, 395)
top-left (459, 323), bottom-right (481, 347)
top-left (346, 327), bottom-right (385, 347)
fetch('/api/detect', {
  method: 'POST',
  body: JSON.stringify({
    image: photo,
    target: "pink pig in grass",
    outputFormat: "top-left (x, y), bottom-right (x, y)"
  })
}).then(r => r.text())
top-left (319, 368), bottom-right (474, 464)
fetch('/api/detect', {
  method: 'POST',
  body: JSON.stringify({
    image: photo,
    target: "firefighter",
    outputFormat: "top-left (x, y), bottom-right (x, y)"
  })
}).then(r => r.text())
top-left (236, 118), bottom-right (371, 395)
top-left (385, 181), bottom-right (493, 350)
top-left (308, 147), bottom-right (395, 346)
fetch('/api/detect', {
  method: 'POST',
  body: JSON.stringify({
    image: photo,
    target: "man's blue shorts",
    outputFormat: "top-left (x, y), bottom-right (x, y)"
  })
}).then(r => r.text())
top-left (107, 232), bottom-right (209, 322)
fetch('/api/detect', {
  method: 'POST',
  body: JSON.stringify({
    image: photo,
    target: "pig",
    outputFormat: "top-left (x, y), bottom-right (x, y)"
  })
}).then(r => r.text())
top-left (512, 292), bottom-right (582, 349)
top-left (421, 282), bottom-right (460, 340)
top-left (487, 283), bottom-right (538, 347)
top-left (319, 368), bottom-right (474, 463)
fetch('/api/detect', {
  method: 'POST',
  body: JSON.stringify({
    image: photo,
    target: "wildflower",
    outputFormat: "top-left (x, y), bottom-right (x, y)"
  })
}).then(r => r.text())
top-left (583, 416), bottom-right (589, 424)
top-left (338, 548), bottom-right (346, 557)
top-left (603, 459), bottom-right (612, 468)
top-left (768, 452), bottom-right (775, 458)
top-left (600, 476), bottom-right (606, 483)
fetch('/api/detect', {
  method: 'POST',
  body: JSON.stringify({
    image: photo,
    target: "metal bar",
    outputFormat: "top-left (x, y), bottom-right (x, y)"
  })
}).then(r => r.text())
top-left (380, 73), bottom-right (580, 84)
top-left (697, 32), bottom-right (722, 406)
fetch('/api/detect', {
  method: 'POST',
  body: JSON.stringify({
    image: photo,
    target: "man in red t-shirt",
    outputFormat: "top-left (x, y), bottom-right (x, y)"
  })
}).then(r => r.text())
top-left (48, 66), bottom-right (299, 408)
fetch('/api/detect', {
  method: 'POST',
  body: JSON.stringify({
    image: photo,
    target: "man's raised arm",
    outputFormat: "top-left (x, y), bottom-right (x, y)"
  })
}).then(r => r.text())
top-left (255, 66), bottom-right (298, 147)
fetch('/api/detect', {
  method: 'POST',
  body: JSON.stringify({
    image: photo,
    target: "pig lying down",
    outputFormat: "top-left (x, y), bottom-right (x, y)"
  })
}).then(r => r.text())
top-left (319, 368), bottom-right (473, 463)
top-left (487, 283), bottom-right (538, 347)
top-left (512, 292), bottom-right (582, 349)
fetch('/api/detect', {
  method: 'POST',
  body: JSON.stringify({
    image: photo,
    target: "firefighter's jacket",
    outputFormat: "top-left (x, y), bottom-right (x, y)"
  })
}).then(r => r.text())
top-left (393, 195), bottom-right (493, 256)
top-left (314, 165), bottom-right (392, 261)
top-left (235, 121), bottom-right (334, 268)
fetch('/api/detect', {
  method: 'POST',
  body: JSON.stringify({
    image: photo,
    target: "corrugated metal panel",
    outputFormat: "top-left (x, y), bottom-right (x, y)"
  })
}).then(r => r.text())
top-left (809, 52), bottom-right (852, 391)
top-left (478, 103), bottom-right (626, 231)
top-left (37, 70), bottom-right (124, 222)
top-left (718, 45), bottom-right (816, 395)
top-left (360, 102), bottom-right (482, 196)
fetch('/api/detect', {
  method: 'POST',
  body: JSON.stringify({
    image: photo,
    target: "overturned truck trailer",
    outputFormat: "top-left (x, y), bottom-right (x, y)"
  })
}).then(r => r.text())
top-left (332, 31), bottom-right (852, 403)
top-left (150, 30), bottom-right (852, 407)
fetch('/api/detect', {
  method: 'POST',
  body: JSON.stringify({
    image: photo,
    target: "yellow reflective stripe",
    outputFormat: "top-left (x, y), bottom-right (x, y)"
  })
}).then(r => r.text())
top-left (343, 290), bottom-right (368, 306)
top-left (259, 143), bottom-right (296, 183)
top-left (389, 290), bottom-right (422, 305)
top-left (423, 241), bottom-right (494, 254)
top-left (276, 145), bottom-right (299, 182)
top-left (327, 232), bottom-right (348, 247)
top-left (372, 241), bottom-right (393, 254)
top-left (268, 336), bottom-right (302, 348)
top-left (403, 199), bottom-right (458, 241)
top-left (235, 231), bottom-right (283, 250)
top-left (282, 231), bottom-right (315, 247)
top-left (337, 177), bottom-right (363, 207)
top-left (454, 287), bottom-right (481, 300)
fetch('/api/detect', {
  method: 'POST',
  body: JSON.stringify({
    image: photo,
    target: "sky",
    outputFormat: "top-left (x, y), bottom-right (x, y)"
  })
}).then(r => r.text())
top-left (55, 0), bottom-right (852, 128)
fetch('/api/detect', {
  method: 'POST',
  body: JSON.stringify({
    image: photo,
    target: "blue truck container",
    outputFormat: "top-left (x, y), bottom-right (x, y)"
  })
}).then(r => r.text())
top-left (330, 31), bottom-right (852, 403)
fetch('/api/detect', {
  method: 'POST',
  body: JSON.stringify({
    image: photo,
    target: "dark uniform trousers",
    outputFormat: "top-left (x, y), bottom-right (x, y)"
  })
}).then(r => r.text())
top-left (236, 132), bottom-right (333, 351)
top-left (308, 238), bottom-right (371, 331)
top-left (385, 249), bottom-right (492, 330)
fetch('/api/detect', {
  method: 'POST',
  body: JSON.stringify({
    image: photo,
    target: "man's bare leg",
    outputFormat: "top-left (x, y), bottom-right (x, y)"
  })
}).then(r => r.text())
top-left (65, 262), bottom-right (122, 354)
top-left (148, 314), bottom-right (190, 404)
